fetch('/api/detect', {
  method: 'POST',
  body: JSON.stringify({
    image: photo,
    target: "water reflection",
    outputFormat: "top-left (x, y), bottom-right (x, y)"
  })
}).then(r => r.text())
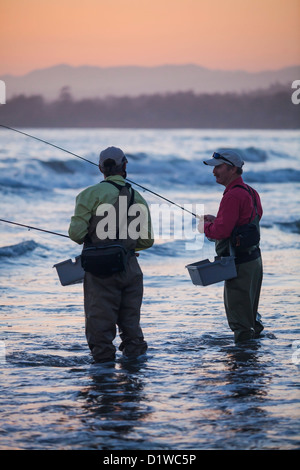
top-left (78, 358), bottom-right (151, 446)
top-left (224, 341), bottom-right (270, 396)
top-left (212, 340), bottom-right (272, 447)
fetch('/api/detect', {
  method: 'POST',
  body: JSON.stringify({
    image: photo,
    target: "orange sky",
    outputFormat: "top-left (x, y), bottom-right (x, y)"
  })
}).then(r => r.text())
top-left (1, 0), bottom-right (300, 75)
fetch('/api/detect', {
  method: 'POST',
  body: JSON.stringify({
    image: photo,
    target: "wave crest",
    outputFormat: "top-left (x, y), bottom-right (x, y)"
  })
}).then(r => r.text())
top-left (216, 146), bottom-right (268, 162)
top-left (0, 144), bottom-right (299, 192)
top-left (0, 240), bottom-right (40, 258)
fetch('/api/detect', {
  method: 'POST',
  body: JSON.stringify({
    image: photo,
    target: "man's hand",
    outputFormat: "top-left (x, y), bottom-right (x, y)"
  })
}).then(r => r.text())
top-left (197, 214), bottom-right (216, 233)
top-left (204, 214), bottom-right (216, 223)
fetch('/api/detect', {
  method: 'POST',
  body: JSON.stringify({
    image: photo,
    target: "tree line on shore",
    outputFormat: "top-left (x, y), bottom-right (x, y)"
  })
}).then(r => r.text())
top-left (0, 86), bottom-right (299, 128)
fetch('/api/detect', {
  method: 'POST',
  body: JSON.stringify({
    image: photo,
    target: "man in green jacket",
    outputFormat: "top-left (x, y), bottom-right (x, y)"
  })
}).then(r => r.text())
top-left (69, 146), bottom-right (154, 363)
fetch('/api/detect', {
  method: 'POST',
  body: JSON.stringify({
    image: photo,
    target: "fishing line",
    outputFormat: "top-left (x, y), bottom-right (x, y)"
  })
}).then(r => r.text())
top-left (0, 124), bottom-right (198, 218)
top-left (0, 218), bottom-right (69, 238)
top-left (0, 124), bottom-right (97, 167)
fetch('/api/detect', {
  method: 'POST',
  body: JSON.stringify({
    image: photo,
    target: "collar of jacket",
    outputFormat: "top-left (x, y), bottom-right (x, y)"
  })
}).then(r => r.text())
top-left (223, 176), bottom-right (245, 195)
top-left (104, 175), bottom-right (126, 185)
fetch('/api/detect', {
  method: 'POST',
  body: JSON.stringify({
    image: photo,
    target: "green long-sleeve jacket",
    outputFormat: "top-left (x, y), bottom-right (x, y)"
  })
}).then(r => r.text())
top-left (68, 175), bottom-right (154, 251)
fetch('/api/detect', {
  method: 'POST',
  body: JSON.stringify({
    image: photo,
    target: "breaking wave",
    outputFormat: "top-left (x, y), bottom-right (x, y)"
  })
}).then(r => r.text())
top-left (275, 219), bottom-right (300, 234)
top-left (0, 145), bottom-right (299, 192)
top-left (0, 240), bottom-right (40, 258)
top-left (216, 146), bottom-right (268, 162)
top-left (244, 169), bottom-right (300, 183)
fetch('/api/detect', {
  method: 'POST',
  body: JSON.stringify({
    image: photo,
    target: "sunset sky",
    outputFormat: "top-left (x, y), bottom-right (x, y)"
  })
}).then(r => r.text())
top-left (1, 0), bottom-right (300, 76)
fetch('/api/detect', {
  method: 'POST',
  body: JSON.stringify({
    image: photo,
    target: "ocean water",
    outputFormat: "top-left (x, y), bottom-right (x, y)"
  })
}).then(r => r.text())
top-left (0, 127), bottom-right (299, 450)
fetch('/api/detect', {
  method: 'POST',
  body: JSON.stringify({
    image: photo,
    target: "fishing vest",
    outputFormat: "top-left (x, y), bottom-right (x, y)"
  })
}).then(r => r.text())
top-left (84, 181), bottom-right (137, 252)
top-left (215, 184), bottom-right (261, 264)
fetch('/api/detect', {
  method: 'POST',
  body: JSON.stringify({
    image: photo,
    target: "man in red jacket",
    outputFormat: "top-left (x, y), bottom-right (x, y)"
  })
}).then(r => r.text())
top-left (199, 149), bottom-right (264, 342)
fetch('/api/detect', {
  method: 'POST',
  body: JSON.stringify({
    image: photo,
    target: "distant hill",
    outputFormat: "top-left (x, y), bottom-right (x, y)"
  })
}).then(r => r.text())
top-left (1, 88), bottom-right (299, 129)
top-left (1, 64), bottom-right (300, 100)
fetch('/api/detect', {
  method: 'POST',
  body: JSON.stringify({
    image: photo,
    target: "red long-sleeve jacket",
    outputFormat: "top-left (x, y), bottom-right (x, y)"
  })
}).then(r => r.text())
top-left (204, 177), bottom-right (263, 241)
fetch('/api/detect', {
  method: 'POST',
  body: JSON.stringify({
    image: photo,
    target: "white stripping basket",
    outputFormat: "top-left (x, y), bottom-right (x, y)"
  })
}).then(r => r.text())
top-left (186, 256), bottom-right (237, 286)
top-left (53, 256), bottom-right (85, 286)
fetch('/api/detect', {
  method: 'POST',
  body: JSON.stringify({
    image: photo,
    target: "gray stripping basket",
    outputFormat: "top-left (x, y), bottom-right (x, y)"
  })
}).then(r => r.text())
top-left (186, 243), bottom-right (237, 286)
top-left (53, 256), bottom-right (85, 286)
top-left (186, 255), bottom-right (237, 286)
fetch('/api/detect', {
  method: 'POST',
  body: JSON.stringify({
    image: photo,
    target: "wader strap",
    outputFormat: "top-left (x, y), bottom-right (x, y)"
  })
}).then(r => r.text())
top-left (233, 184), bottom-right (258, 223)
top-left (84, 180), bottom-right (135, 247)
top-left (101, 180), bottom-right (135, 207)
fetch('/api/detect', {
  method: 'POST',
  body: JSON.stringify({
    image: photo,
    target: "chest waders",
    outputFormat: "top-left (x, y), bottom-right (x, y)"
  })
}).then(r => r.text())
top-left (215, 184), bottom-right (264, 342)
top-left (82, 180), bottom-right (147, 362)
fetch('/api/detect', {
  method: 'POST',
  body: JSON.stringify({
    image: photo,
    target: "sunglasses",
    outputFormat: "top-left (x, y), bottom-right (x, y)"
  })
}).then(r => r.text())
top-left (213, 152), bottom-right (234, 166)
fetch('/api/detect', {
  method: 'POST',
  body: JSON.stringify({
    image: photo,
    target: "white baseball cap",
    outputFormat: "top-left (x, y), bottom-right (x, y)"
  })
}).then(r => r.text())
top-left (204, 149), bottom-right (244, 168)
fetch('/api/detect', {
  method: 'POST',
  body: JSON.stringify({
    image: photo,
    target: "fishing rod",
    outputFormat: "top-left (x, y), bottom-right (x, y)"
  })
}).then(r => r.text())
top-left (0, 124), bottom-right (198, 218)
top-left (0, 124), bottom-right (97, 167)
top-left (0, 218), bottom-right (69, 238)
